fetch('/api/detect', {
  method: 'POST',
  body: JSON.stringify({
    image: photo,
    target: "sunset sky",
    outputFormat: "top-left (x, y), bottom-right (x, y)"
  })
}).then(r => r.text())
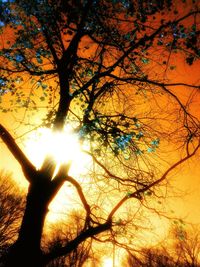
top-left (1, 44), bottom-right (199, 223)
top-left (0, 1), bottom-right (200, 266)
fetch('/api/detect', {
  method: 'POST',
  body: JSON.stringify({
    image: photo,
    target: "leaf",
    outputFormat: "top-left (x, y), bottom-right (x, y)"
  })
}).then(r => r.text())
top-left (136, 132), bottom-right (143, 139)
top-left (124, 122), bottom-right (129, 128)
top-left (116, 218), bottom-right (122, 225)
top-left (133, 117), bottom-right (138, 123)
top-left (157, 40), bottom-right (163, 45)
top-left (141, 57), bottom-right (149, 64)
top-left (42, 84), bottom-right (48, 90)
top-left (192, 24), bottom-right (196, 31)
top-left (147, 147), bottom-right (155, 153)
top-left (15, 54), bottom-right (24, 62)
top-left (186, 56), bottom-right (194, 65)
top-left (135, 149), bottom-right (143, 155)
top-left (151, 138), bottom-right (160, 147)
top-left (126, 191), bottom-right (132, 198)
top-left (170, 65), bottom-right (176, 70)
top-left (36, 57), bottom-right (43, 64)
top-left (145, 191), bottom-right (152, 196)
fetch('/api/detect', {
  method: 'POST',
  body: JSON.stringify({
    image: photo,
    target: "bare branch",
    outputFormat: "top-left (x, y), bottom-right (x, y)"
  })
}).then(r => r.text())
top-left (44, 221), bottom-right (111, 264)
top-left (85, 151), bottom-right (124, 181)
top-left (107, 73), bottom-right (200, 89)
top-left (65, 175), bottom-right (91, 221)
top-left (107, 73), bottom-right (199, 124)
top-left (0, 124), bottom-right (36, 182)
top-left (107, 141), bottom-right (200, 221)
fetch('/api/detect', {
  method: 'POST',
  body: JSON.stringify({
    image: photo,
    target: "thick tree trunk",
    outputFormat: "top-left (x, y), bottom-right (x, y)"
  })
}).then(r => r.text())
top-left (5, 180), bottom-right (50, 267)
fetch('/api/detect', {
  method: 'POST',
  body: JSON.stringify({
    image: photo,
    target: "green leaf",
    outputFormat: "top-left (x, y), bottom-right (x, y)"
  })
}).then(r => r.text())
top-left (141, 58), bottom-right (149, 64)
top-left (147, 147), bottom-right (155, 153)
top-left (42, 84), bottom-right (48, 89)
top-left (145, 191), bottom-right (152, 196)
top-left (170, 65), bottom-right (176, 70)
top-left (126, 191), bottom-right (132, 198)
top-left (116, 218), bottom-right (122, 225)
top-left (37, 57), bottom-right (43, 64)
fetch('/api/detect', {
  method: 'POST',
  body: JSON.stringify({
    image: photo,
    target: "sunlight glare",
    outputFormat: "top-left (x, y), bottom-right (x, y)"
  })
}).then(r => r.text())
top-left (25, 125), bottom-right (92, 223)
top-left (25, 125), bottom-right (90, 177)
top-left (102, 258), bottom-right (113, 267)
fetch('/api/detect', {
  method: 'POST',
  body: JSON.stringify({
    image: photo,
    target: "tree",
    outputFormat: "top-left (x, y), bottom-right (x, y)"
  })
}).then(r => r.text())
top-left (0, 0), bottom-right (200, 266)
top-left (125, 248), bottom-right (176, 267)
top-left (171, 224), bottom-right (200, 267)
top-left (43, 212), bottom-right (93, 267)
top-left (124, 224), bottom-right (200, 267)
top-left (0, 171), bottom-right (24, 265)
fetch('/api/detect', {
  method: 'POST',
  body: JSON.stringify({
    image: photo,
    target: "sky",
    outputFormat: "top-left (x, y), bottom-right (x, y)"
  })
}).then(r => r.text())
top-left (0, 55), bottom-right (199, 237)
top-left (0, 2), bottom-right (200, 266)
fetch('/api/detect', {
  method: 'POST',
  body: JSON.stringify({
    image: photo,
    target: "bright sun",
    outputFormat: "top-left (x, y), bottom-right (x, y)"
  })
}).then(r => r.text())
top-left (25, 125), bottom-right (91, 177)
top-left (102, 258), bottom-right (113, 267)
top-left (24, 125), bottom-right (92, 223)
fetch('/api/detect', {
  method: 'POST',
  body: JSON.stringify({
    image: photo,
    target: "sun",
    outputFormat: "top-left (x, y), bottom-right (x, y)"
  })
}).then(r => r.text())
top-left (24, 125), bottom-right (92, 223)
top-left (25, 125), bottom-right (91, 177)
top-left (102, 258), bottom-right (113, 267)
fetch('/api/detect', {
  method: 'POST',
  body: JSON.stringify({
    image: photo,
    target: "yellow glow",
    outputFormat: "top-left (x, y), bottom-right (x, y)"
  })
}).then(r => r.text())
top-left (25, 126), bottom-right (79, 167)
top-left (25, 125), bottom-right (91, 177)
top-left (102, 258), bottom-right (114, 267)
top-left (25, 125), bottom-right (93, 223)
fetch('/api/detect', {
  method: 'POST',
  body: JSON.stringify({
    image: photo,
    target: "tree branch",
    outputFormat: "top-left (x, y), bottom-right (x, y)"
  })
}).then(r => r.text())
top-left (60, 0), bottom-right (93, 67)
top-left (0, 124), bottom-right (36, 182)
top-left (85, 151), bottom-right (123, 181)
top-left (72, 10), bottom-right (200, 99)
top-left (49, 163), bottom-right (71, 200)
top-left (43, 221), bottom-right (111, 264)
top-left (85, 151), bottom-right (148, 188)
top-left (107, 73), bottom-right (200, 89)
top-left (107, 73), bottom-right (199, 124)
top-left (0, 66), bottom-right (57, 76)
top-left (71, 23), bottom-right (171, 99)
top-left (65, 175), bottom-right (91, 221)
top-left (107, 141), bottom-right (200, 221)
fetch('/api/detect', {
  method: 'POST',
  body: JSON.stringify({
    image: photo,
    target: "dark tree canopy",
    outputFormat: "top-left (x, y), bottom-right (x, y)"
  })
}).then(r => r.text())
top-left (0, 0), bottom-right (199, 266)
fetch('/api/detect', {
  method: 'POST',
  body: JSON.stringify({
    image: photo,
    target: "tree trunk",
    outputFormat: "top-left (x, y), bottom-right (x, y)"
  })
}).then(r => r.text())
top-left (5, 179), bottom-right (50, 267)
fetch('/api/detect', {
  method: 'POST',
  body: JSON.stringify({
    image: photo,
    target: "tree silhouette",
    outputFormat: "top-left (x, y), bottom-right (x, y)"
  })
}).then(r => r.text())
top-left (124, 224), bottom-right (200, 267)
top-left (0, 171), bottom-right (24, 266)
top-left (171, 224), bottom-right (200, 267)
top-left (43, 212), bottom-right (94, 267)
top-left (0, 0), bottom-right (199, 266)
top-left (125, 248), bottom-right (176, 267)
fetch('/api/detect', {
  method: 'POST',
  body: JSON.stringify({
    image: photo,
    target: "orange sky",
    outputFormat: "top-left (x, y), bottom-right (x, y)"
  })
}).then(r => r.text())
top-left (0, 64), bottom-right (199, 219)
top-left (0, 2), bottom-right (200, 256)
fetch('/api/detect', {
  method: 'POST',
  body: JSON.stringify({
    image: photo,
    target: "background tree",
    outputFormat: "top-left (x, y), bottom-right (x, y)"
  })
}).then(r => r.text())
top-left (124, 223), bottom-right (200, 267)
top-left (125, 248), bottom-right (176, 267)
top-left (171, 224), bottom-right (200, 267)
top-left (43, 212), bottom-right (94, 267)
top-left (0, 171), bottom-right (24, 266)
top-left (0, 0), bottom-right (200, 266)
